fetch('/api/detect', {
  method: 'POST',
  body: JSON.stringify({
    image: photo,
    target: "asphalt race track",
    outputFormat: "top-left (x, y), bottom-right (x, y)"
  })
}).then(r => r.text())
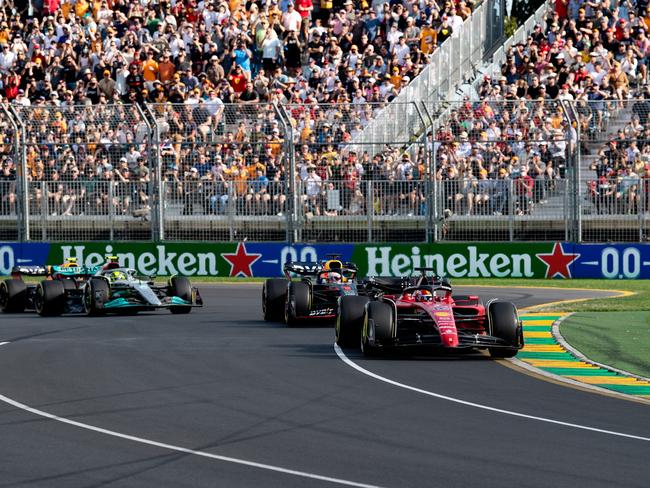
top-left (0, 284), bottom-right (648, 488)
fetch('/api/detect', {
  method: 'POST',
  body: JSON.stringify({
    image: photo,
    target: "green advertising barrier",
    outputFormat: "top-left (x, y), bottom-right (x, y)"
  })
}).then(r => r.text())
top-left (48, 242), bottom-right (240, 277)
top-left (351, 243), bottom-right (557, 278)
top-left (41, 242), bottom-right (581, 278)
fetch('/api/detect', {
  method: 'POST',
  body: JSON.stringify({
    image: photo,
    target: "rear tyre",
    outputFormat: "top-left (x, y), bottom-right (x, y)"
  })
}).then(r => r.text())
top-left (263, 278), bottom-right (288, 321)
top-left (285, 281), bottom-right (310, 327)
top-left (35, 280), bottom-right (65, 317)
top-left (487, 301), bottom-right (521, 358)
top-left (336, 295), bottom-right (369, 347)
top-left (84, 277), bottom-right (110, 316)
top-left (0, 279), bottom-right (27, 313)
top-left (361, 301), bottom-right (394, 357)
top-left (169, 276), bottom-right (192, 314)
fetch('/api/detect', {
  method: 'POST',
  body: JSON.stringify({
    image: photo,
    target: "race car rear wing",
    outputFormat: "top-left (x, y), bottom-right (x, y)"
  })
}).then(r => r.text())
top-left (284, 261), bottom-right (359, 280)
top-left (362, 276), bottom-right (418, 296)
top-left (11, 265), bottom-right (102, 279)
top-left (283, 262), bottom-right (323, 278)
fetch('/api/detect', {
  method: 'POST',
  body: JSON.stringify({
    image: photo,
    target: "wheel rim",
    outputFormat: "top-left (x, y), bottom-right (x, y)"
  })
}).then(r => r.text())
top-left (262, 285), bottom-right (267, 317)
top-left (335, 317), bottom-right (340, 342)
top-left (35, 285), bottom-right (44, 313)
top-left (84, 286), bottom-right (92, 313)
top-left (0, 282), bottom-right (7, 308)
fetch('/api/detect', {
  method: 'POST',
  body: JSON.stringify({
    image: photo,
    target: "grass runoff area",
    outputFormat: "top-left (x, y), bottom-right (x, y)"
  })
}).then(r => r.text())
top-left (559, 312), bottom-right (650, 379)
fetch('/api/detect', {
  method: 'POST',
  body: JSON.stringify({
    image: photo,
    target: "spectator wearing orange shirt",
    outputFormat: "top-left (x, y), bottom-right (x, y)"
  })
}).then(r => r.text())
top-left (158, 54), bottom-right (176, 84)
top-left (419, 21), bottom-right (437, 55)
top-left (141, 51), bottom-right (159, 90)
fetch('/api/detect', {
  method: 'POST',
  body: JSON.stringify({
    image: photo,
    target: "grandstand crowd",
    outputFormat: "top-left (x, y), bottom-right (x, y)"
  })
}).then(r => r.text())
top-left (0, 0), bottom-right (650, 220)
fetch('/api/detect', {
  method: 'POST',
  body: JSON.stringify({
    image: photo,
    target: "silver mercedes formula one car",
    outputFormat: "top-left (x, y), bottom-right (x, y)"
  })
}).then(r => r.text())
top-left (1, 260), bottom-right (202, 317)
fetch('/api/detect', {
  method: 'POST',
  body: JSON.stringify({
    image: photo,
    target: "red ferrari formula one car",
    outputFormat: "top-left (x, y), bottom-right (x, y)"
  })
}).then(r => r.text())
top-left (336, 272), bottom-right (524, 358)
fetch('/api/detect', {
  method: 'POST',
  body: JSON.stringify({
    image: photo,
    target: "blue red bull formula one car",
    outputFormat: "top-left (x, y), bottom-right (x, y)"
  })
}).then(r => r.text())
top-left (262, 257), bottom-right (360, 326)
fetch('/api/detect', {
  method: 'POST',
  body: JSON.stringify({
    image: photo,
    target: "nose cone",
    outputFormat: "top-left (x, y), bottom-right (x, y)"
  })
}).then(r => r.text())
top-left (445, 333), bottom-right (459, 347)
top-left (438, 324), bottom-right (459, 347)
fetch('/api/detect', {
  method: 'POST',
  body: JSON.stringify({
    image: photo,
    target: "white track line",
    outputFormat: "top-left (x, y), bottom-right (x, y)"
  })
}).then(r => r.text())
top-left (334, 345), bottom-right (650, 442)
top-left (0, 342), bottom-right (9, 346)
top-left (0, 392), bottom-right (385, 488)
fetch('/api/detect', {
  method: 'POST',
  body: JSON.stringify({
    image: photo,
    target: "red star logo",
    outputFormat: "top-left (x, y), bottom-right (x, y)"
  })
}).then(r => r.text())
top-left (536, 243), bottom-right (580, 279)
top-left (221, 243), bottom-right (262, 277)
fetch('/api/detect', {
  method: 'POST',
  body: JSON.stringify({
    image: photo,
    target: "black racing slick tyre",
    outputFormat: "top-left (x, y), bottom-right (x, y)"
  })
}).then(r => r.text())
top-left (361, 301), bottom-right (394, 357)
top-left (285, 281), bottom-right (310, 327)
top-left (263, 278), bottom-right (288, 321)
top-left (35, 280), bottom-right (65, 317)
top-left (487, 301), bottom-right (521, 358)
top-left (84, 277), bottom-right (110, 316)
top-left (0, 279), bottom-right (27, 313)
top-left (170, 276), bottom-right (192, 314)
top-left (336, 295), bottom-right (369, 348)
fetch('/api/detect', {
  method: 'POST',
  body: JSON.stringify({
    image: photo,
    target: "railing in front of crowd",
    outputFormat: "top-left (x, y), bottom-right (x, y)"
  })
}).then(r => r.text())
top-left (0, 101), bottom-right (649, 242)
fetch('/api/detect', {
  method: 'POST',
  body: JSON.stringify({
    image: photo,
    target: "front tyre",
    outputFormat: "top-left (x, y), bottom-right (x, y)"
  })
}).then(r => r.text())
top-left (361, 301), bottom-right (394, 357)
top-left (285, 281), bottom-right (310, 327)
top-left (169, 276), bottom-right (192, 314)
top-left (336, 295), bottom-right (369, 347)
top-left (84, 277), bottom-right (110, 316)
top-left (487, 301), bottom-right (522, 358)
top-left (263, 278), bottom-right (288, 321)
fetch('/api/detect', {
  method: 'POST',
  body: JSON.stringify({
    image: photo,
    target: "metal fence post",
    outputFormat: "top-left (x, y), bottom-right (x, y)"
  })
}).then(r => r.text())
top-left (274, 103), bottom-right (301, 244)
top-left (366, 182), bottom-right (373, 242)
top-left (41, 181), bottom-right (47, 241)
top-left (228, 184), bottom-right (235, 241)
top-left (143, 104), bottom-right (164, 241)
top-left (508, 178), bottom-right (514, 241)
top-left (7, 105), bottom-right (27, 241)
top-left (136, 104), bottom-right (156, 240)
top-left (639, 178), bottom-right (643, 243)
top-left (108, 181), bottom-right (115, 241)
top-left (274, 103), bottom-right (295, 243)
top-left (561, 100), bottom-right (581, 243)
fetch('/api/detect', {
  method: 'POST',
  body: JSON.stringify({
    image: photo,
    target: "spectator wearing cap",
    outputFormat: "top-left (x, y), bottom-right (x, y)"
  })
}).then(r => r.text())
top-left (98, 69), bottom-right (116, 99)
top-left (282, 3), bottom-right (303, 33)
top-left (393, 36), bottom-right (411, 67)
top-left (404, 18), bottom-right (421, 50)
top-left (389, 66), bottom-right (402, 89)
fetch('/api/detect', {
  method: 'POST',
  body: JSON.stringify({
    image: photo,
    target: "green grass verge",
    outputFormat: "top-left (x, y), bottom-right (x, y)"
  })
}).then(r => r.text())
top-left (560, 312), bottom-right (650, 378)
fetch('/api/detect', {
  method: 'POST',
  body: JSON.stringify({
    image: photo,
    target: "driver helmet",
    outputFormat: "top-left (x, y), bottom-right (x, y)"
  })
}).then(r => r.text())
top-left (413, 289), bottom-right (433, 302)
top-left (110, 270), bottom-right (127, 282)
top-left (327, 271), bottom-right (342, 284)
top-left (62, 257), bottom-right (78, 268)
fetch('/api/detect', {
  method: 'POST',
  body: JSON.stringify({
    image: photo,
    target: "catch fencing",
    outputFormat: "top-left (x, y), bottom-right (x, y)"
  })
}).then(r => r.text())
top-left (0, 100), bottom-right (647, 243)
